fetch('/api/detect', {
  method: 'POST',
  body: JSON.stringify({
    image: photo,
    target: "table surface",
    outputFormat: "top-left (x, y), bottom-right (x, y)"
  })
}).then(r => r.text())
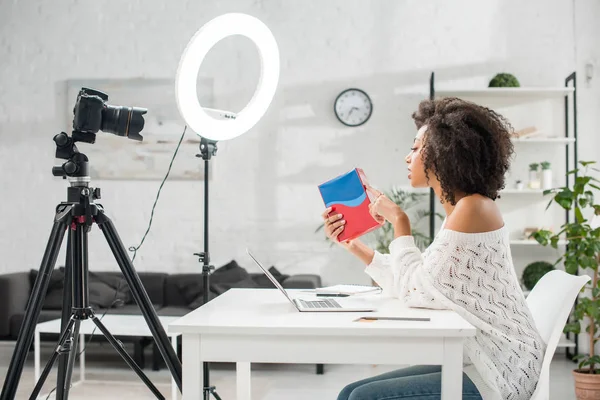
top-left (36, 314), bottom-right (181, 337)
top-left (168, 288), bottom-right (475, 338)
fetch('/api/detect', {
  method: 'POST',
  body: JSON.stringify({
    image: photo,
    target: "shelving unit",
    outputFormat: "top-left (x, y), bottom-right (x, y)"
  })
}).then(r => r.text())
top-left (428, 71), bottom-right (579, 359)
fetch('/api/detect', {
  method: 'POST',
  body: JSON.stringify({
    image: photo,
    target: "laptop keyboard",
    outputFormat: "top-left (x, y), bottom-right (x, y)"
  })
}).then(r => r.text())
top-left (299, 299), bottom-right (342, 309)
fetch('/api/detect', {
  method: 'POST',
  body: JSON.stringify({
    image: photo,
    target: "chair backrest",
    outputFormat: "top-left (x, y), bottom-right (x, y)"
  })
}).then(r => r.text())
top-left (526, 270), bottom-right (590, 400)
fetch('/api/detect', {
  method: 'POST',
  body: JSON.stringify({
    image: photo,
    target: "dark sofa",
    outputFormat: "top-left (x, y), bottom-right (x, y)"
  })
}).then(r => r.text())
top-left (0, 260), bottom-right (323, 372)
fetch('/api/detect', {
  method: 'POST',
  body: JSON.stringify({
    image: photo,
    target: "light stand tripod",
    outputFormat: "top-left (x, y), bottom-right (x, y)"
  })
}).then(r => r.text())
top-left (193, 137), bottom-right (222, 400)
top-left (0, 131), bottom-right (183, 400)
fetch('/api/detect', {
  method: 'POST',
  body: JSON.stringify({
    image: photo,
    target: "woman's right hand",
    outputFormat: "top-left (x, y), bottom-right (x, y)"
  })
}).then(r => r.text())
top-left (321, 207), bottom-right (352, 248)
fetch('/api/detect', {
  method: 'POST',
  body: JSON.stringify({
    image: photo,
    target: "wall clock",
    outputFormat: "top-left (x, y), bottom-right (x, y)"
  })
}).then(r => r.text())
top-left (334, 88), bottom-right (373, 127)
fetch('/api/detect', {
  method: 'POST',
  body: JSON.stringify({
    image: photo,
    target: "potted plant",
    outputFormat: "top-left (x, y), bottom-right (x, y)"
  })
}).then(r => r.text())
top-left (488, 73), bottom-right (521, 87)
top-left (528, 163), bottom-right (540, 189)
top-left (541, 161), bottom-right (553, 190)
top-left (532, 161), bottom-right (600, 399)
top-left (515, 179), bottom-right (524, 190)
top-left (522, 261), bottom-right (555, 292)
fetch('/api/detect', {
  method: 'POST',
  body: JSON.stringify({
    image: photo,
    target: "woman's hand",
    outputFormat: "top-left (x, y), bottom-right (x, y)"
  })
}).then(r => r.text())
top-left (321, 207), bottom-right (353, 248)
top-left (366, 185), bottom-right (411, 238)
top-left (365, 186), bottom-right (405, 224)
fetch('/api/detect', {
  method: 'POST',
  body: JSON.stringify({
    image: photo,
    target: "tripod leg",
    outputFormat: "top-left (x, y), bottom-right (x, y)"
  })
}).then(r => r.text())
top-left (62, 320), bottom-right (81, 399)
top-left (1, 217), bottom-right (69, 400)
top-left (90, 315), bottom-right (165, 400)
top-left (29, 317), bottom-right (76, 400)
top-left (56, 230), bottom-right (73, 400)
top-left (96, 212), bottom-right (182, 391)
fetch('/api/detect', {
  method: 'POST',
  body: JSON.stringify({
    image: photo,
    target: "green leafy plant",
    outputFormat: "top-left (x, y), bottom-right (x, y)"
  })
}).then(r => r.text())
top-left (488, 73), bottom-right (520, 88)
top-left (522, 261), bottom-right (555, 291)
top-left (529, 163), bottom-right (540, 171)
top-left (316, 187), bottom-right (442, 251)
top-left (541, 161), bottom-right (551, 170)
top-left (532, 161), bottom-right (600, 373)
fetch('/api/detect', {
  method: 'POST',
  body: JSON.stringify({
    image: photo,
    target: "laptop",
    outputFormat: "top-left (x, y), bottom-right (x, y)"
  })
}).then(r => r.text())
top-left (246, 249), bottom-right (376, 312)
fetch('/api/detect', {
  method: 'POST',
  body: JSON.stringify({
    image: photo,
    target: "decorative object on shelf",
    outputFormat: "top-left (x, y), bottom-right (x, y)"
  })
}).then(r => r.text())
top-left (541, 161), bottom-right (553, 190)
top-left (515, 179), bottom-right (524, 190)
top-left (528, 163), bottom-right (540, 189)
top-left (532, 161), bottom-right (600, 392)
top-left (522, 261), bottom-right (555, 291)
top-left (512, 126), bottom-right (540, 139)
top-left (316, 187), bottom-right (440, 251)
top-left (523, 227), bottom-right (541, 240)
top-left (488, 73), bottom-right (520, 87)
top-left (333, 88), bottom-right (372, 127)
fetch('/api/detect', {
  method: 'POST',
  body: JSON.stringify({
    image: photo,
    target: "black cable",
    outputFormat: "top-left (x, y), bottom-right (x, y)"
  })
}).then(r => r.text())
top-left (128, 125), bottom-right (188, 262)
top-left (44, 126), bottom-right (187, 399)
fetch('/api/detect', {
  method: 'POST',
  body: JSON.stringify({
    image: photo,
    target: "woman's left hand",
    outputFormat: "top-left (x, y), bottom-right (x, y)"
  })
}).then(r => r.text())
top-left (365, 185), bottom-right (406, 224)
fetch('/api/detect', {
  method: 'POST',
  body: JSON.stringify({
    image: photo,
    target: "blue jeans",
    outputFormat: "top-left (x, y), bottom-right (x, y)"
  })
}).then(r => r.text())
top-left (337, 365), bottom-right (483, 400)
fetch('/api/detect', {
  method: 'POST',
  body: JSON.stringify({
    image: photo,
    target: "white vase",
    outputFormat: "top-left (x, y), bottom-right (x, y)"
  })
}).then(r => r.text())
top-left (541, 169), bottom-right (553, 190)
top-left (528, 170), bottom-right (540, 189)
top-left (515, 181), bottom-right (524, 190)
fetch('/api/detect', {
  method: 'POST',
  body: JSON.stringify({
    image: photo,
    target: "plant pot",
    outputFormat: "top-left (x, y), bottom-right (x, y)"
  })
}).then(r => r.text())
top-left (573, 369), bottom-right (600, 399)
top-left (542, 169), bottom-right (553, 190)
top-left (528, 170), bottom-right (540, 189)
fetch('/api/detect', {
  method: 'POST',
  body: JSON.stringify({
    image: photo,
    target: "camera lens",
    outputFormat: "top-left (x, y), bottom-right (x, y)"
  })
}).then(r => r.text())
top-left (101, 105), bottom-right (147, 141)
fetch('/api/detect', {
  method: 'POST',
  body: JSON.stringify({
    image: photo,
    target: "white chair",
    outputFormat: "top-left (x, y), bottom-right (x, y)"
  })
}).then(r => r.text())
top-left (526, 270), bottom-right (591, 400)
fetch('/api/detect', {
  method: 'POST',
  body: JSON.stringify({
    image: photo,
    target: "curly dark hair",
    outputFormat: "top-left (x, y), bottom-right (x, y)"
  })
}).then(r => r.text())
top-left (411, 97), bottom-right (515, 206)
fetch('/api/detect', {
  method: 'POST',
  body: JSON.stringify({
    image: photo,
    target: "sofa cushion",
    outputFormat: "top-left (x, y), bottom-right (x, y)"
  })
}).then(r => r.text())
top-left (165, 261), bottom-right (260, 309)
top-left (10, 310), bottom-right (63, 338)
top-left (187, 291), bottom-right (217, 310)
top-left (165, 274), bottom-right (204, 308)
top-left (29, 268), bottom-right (134, 310)
top-left (251, 266), bottom-right (290, 288)
top-left (29, 268), bottom-right (66, 310)
top-left (209, 260), bottom-right (259, 296)
top-left (94, 272), bottom-right (167, 307)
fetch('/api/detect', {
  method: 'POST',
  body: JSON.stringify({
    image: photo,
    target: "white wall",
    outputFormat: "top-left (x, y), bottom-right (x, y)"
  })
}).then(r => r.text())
top-left (0, 0), bottom-right (598, 287)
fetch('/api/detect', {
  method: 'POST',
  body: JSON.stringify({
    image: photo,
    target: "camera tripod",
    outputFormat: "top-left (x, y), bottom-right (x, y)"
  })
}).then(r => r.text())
top-left (0, 132), bottom-right (182, 400)
top-left (193, 137), bottom-right (222, 400)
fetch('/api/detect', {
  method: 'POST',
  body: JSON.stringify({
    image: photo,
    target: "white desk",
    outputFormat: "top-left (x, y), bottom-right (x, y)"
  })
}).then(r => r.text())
top-left (35, 315), bottom-right (180, 400)
top-left (169, 288), bottom-right (476, 400)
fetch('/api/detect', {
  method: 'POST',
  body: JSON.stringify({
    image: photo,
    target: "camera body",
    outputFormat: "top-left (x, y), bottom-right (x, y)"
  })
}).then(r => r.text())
top-left (73, 88), bottom-right (146, 141)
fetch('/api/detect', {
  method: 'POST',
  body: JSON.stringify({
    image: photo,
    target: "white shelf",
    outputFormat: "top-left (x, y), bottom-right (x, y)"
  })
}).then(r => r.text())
top-left (436, 87), bottom-right (574, 99)
top-left (499, 189), bottom-right (544, 195)
top-left (509, 240), bottom-right (567, 246)
top-left (511, 137), bottom-right (576, 144)
top-left (557, 336), bottom-right (576, 348)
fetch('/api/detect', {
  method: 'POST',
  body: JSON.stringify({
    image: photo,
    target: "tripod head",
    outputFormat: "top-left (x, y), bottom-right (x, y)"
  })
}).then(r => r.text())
top-left (52, 132), bottom-right (92, 180)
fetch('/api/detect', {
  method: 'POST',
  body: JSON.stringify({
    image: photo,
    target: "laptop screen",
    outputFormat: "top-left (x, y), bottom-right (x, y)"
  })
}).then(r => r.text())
top-left (246, 248), bottom-right (298, 308)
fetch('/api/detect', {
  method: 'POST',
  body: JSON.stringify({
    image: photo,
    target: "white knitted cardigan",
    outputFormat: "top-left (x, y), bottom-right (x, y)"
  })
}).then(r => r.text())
top-left (365, 224), bottom-right (544, 400)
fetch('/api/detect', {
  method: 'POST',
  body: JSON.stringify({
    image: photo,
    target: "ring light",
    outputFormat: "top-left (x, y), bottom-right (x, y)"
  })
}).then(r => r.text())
top-left (175, 13), bottom-right (280, 141)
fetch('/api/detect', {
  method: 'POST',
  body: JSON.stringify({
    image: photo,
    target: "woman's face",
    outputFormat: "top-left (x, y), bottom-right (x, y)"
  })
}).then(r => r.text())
top-left (405, 125), bottom-right (428, 187)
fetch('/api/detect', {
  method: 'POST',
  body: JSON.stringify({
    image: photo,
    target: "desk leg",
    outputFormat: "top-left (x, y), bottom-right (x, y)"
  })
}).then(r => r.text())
top-left (441, 338), bottom-right (463, 400)
top-left (171, 335), bottom-right (178, 400)
top-left (182, 334), bottom-right (202, 400)
top-left (236, 362), bottom-right (251, 400)
top-left (34, 329), bottom-right (40, 383)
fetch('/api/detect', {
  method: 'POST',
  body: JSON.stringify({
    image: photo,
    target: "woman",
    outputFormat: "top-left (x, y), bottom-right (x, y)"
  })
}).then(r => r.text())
top-left (323, 98), bottom-right (544, 400)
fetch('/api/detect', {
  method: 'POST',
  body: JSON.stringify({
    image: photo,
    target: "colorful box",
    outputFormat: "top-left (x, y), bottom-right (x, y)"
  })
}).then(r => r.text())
top-left (318, 168), bottom-right (381, 242)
